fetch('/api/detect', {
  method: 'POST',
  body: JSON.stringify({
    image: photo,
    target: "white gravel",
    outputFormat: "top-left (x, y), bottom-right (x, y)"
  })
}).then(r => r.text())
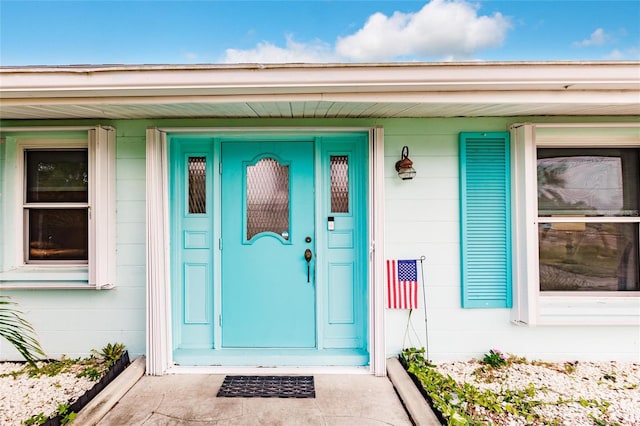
top-left (0, 362), bottom-right (96, 425)
top-left (2, 359), bottom-right (639, 425)
top-left (436, 360), bottom-right (640, 425)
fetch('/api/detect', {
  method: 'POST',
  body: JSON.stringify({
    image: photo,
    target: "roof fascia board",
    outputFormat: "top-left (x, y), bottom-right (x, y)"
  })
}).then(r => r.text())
top-left (156, 126), bottom-right (373, 133)
top-left (0, 125), bottom-right (106, 132)
top-left (2, 62), bottom-right (639, 100)
top-left (1, 90), bottom-right (638, 108)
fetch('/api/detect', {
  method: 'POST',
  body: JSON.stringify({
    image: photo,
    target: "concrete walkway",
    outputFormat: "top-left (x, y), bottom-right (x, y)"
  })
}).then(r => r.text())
top-left (76, 357), bottom-right (441, 426)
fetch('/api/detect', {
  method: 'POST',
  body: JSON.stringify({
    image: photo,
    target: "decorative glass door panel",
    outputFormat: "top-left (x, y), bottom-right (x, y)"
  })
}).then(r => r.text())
top-left (188, 156), bottom-right (207, 214)
top-left (246, 158), bottom-right (290, 241)
top-left (330, 155), bottom-right (349, 213)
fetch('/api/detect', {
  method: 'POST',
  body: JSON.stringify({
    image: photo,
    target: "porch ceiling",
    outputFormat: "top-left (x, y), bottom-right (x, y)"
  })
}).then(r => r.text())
top-left (1, 62), bottom-right (639, 120)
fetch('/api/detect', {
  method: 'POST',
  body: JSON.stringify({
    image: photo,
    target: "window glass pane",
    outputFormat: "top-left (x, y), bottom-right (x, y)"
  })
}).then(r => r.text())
top-left (539, 222), bottom-right (639, 291)
top-left (537, 148), bottom-right (639, 217)
top-left (188, 156), bottom-right (206, 214)
top-left (28, 209), bottom-right (88, 261)
top-left (26, 150), bottom-right (88, 203)
top-left (246, 158), bottom-right (289, 240)
top-left (330, 155), bottom-right (349, 213)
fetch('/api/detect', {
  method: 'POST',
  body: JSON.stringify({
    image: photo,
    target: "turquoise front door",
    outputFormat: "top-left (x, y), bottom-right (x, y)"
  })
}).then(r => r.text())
top-left (221, 141), bottom-right (316, 348)
top-left (170, 133), bottom-right (369, 365)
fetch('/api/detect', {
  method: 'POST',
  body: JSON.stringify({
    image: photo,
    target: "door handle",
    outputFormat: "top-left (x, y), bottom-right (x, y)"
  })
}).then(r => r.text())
top-left (304, 249), bottom-right (312, 283)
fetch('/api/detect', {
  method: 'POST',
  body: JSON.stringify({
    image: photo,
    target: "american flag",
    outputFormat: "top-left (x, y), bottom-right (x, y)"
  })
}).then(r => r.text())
top-left (386, 259), bottom-right (419, 309)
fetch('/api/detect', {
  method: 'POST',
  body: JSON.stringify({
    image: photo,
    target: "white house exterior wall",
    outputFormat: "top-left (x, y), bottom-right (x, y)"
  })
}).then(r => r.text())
top-left (1, 116), bottom-right (638, 366)
top-left (0, 126), bottom-right (147, 359)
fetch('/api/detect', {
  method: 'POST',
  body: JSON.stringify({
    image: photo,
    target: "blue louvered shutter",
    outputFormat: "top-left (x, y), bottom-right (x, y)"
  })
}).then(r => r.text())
top-left (459, 132), bottom-right (512, 308)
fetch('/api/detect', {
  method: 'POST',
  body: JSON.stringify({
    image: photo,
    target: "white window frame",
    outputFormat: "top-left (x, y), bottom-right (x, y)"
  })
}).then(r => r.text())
top-left (511, 123), bottom-right (640, 326)
top-left (22, 143), bottom-right (90, 265)
top-left (0, 126), bottom-right (115, 289)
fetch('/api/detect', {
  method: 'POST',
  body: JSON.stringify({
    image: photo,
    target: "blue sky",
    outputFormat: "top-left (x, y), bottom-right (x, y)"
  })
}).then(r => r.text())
top-left (1, 0), bottom-right (638, 66)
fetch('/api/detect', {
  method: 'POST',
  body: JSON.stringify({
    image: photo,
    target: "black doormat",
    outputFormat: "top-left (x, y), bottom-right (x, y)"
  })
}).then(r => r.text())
top-left (217, 375), bottom-right (315, 398)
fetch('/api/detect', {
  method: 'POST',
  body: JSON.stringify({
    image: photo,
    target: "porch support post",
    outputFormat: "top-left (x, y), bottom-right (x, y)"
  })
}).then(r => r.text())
top-left (371, 126), bottom-right (386, 376)
top-left (145, 128), bottom-right (171, 375)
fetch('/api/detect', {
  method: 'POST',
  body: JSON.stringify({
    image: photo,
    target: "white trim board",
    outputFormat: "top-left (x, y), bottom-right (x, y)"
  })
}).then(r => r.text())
top-left (145, 126), bottom-right (386, 376)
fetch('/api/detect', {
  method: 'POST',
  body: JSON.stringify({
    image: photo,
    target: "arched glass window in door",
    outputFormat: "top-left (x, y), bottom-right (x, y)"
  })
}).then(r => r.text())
top-left (246, 157), bottom-right (290, 241)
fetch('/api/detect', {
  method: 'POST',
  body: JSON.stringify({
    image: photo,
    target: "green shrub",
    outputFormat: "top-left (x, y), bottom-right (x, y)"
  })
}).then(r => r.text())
top-left (482, 349), bottom-right (507, 368)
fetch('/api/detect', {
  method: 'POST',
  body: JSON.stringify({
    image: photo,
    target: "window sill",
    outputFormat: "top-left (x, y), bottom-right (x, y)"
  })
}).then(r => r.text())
top-left (0, 266), bottom-right (112, 290)
top-left (533, 295), bottom-right (640, 326)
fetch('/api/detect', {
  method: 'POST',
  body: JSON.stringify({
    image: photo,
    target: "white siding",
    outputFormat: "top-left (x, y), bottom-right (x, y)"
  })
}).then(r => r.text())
top-left (0, 130), bottom-right (146, 359)
top-left (1, 116), bottom-right (638, 363)
top-left (382, 118), bottom-right (640, 362)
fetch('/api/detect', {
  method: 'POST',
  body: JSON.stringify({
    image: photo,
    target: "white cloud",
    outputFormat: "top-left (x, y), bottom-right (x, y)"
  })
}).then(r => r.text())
top-left (223, 34), bottom-right (337, 63)
top-left (626, 47), bottom-right (640, 60)
top-left (335, 0), bottom-right (511, 61)
top-left (573, 28), bottom-right (609, 47)
top-left (222, 0), bottom-right (511, 63)
top-left (604, 46), bottom-right (640, 60)
top-left (605, 49), bottom-right (624, 60)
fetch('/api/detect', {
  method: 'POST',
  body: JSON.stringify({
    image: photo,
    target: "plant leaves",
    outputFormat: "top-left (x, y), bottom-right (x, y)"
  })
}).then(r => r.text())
top-left (0, 296), bottom-right (46, 366)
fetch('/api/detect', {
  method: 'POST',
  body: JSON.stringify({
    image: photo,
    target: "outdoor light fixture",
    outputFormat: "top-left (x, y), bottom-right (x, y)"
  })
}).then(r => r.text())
top-left (395, 145), bottom-right (416, 180)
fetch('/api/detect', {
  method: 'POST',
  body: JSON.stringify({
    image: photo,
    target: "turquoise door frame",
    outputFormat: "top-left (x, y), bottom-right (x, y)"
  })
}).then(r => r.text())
top-left (169, 132), bottom-right (369, 366)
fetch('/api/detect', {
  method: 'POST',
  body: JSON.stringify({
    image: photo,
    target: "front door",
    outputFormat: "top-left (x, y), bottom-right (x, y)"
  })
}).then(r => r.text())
top-left (170, 132), bottom-right (369, 366)
top-left (221, 140), bottom-right (316, 347)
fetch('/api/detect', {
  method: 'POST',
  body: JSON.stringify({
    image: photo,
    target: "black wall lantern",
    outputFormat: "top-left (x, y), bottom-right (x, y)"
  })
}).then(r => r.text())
top-left (395, 146), bottom-right (416, 180)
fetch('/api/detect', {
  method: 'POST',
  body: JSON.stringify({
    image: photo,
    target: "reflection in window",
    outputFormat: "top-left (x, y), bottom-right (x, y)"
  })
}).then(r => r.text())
top-left (28, 209), bottom-right (88, 260)
top-left (246, 158), bottom-right (289, 240)
top-left (25, 149), bottom-right (89, 262)
top-left (537, 148), bottom-right (639, 217)
top-left (537, 148), bottom-right (639, 292)
top-left (188, 157), bottom-right (206, 214)
top-left (330, 155), bottom-right (349, 213)
top-left (539, 222), bottom-right (639, 291)
top-left (26, 150), bottom-right (88, 203)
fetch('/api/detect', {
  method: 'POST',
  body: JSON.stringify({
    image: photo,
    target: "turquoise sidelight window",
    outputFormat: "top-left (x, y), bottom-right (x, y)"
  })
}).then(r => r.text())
top-left (187, 156), bottom-right (207, 214)
top-left (330, 155), bottom-right (349, 213)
